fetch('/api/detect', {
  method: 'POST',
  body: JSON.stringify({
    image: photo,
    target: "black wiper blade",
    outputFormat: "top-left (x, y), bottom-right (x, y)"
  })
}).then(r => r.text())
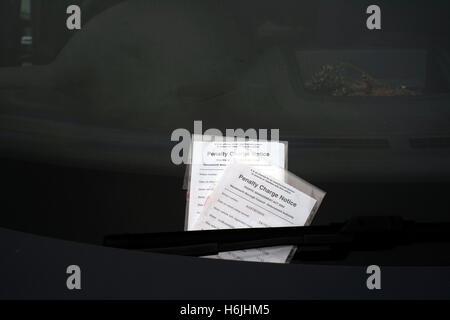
top-left (103, 216), bottom-right (450, 260)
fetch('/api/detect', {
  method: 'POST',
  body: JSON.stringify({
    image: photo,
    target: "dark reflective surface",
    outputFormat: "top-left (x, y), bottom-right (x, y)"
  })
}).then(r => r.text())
top-left (0, 1), bottom-right (449, 265)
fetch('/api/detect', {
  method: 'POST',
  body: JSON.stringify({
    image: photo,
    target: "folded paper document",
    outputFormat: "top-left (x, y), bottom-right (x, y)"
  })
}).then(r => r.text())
top-left (185, 135), bottom-right (325, 263)
top-left (185, 135), bottom-right (287, 229)
top-left (193, 161), bottom-right (325, 262)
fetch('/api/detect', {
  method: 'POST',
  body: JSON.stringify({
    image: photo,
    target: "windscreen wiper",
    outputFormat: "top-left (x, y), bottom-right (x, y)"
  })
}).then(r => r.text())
top-left (103, 216), bottom-right (450, 260)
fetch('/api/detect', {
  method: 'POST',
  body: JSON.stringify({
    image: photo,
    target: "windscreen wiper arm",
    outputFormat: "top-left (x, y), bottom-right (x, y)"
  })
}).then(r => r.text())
top-left (103, 216), bottom-right (450, 260)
